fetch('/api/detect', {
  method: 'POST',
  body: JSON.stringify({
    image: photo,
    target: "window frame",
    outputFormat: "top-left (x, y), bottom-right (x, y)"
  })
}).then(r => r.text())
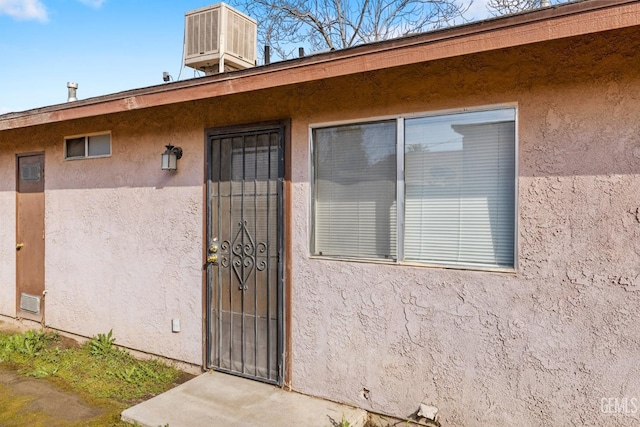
top-left (309, 104), bottom-right (519, 273)
top-left (64, 131), bottom-right (112, 160)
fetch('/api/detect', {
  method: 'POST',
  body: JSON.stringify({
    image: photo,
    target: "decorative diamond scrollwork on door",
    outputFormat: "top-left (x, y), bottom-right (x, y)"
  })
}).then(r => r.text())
top-left (220, 220), bottom-right (267, 290)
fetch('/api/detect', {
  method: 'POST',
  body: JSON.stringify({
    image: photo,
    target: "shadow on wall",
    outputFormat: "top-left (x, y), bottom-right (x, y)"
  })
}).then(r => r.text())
top-left (0, 26), bottom-right (639, 196)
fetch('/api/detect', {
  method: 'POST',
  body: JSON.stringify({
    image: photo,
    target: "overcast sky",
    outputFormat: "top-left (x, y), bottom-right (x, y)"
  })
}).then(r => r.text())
top-left (0, 0), bottom-right (498, 114)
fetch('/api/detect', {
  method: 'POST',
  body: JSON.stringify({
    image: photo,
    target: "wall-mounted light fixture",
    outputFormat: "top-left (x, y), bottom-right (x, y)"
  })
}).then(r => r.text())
top-left (161, 145), bottom-right (183, 171)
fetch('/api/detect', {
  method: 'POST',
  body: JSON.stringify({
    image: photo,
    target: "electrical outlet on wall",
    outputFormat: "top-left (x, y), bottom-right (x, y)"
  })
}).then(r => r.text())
top-left (171, 319), bottom-right (181, 333)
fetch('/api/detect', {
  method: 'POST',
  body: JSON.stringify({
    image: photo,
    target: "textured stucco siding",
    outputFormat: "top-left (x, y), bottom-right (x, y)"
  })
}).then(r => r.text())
top-left (288, 30), bottom-right (640, 426)
top-left (0, 112), bottom-right (207, 364)
top-left (0, 153), bottom-right (16, 317)
top-left (47, 118), bottom-right (205, 364)
top-left (45, 186), bottom-right (203, 362)
top-left (0, 24), bottom-right (639, 426)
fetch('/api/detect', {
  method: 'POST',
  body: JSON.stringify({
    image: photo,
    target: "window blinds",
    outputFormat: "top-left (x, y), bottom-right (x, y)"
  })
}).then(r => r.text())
top-left (312, 108), bottom-right (516, 269)
top-left (404, 111), bottom-right (515, 268)
top-left (313, 122), bottom-right (397, 259)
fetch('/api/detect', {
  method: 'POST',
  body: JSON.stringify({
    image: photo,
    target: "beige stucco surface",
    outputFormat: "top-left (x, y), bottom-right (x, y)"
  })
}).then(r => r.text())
top-left (0, 23), bottom-right (639, 426)
top-left (287, 29), bottom-right (640, 426)
top-left (0, 153), bottom-right (16, 317)
top-left (0, 112), bottom-right (207, 363)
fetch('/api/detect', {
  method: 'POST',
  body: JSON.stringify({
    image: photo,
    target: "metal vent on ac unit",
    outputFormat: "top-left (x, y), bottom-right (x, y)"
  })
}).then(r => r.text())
top-left (186, 7), bottom-right (219, 57)
top-left (20, 293), bottom-right (40, 314)
top-left (226, 10), bottom-right (256, 62)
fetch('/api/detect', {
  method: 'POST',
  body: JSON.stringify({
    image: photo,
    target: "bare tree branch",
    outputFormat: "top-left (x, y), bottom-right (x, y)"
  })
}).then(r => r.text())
top-left (487, 0), bottom-right (562, 16)
top-left (231, 0), bottom-right (568, 62)
top-left (231, 0), bottom-right (469, 61)
top-left (347, 0), bottom-right (370, 46)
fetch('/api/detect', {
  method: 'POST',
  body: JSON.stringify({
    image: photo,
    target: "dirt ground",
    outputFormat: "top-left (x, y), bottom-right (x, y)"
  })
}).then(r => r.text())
top-left (0, 321), bottom-right (147, 426)
top-left (0, 319), bottom-right (197, 426)
top-left (0, 366), bottom-right (105, 426)
top-left (0, 320), bottom-right (108, 426)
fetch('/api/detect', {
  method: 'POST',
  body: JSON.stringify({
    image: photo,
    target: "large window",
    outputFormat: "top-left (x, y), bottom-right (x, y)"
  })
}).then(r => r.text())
top-left (312, 107), bottom-right (516, 270)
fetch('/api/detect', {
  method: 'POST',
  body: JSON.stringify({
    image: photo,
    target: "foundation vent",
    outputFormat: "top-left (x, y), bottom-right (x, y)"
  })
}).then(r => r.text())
top-left (20, 293), bottom-right (40, 314)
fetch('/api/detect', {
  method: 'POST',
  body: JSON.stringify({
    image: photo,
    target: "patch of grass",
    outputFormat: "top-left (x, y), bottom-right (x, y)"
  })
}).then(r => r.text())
top-left (0, 329), bottom-right (183, 426)
top-left (89, 329), bottom-right (117, 357)
top-left (0, 329), bottom-right (57, 360)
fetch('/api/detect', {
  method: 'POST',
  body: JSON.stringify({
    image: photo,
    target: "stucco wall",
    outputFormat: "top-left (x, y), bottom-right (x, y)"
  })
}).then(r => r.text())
top-left (288, 29), bottom-right (640, 426)
top-left (0, 110), bottom-right (207, 363)
top-left (0, 138), bottom-right (16, 317)
top-left (0, 85), bottom-right (306, 364)
top-left (0, 25), bottom-right (639, 426)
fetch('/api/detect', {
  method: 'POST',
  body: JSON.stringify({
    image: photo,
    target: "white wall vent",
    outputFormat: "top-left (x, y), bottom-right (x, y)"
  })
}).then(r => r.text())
top-left (184, 3), bottom-right (257, 75)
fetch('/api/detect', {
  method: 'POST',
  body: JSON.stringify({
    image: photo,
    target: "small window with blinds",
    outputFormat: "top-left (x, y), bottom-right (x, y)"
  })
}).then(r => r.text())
top-left (312, 107), bottom-right (516, 270)
top-left (64, 132), bottom-right (111, 160)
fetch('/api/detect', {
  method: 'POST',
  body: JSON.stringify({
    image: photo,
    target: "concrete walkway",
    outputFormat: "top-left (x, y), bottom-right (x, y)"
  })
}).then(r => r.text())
top-left (121, 371), bottom-right (367, 427)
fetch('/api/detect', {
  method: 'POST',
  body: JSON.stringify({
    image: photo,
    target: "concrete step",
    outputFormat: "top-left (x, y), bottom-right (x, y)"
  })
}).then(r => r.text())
top-left (122, 371), bottom-right (367, 427)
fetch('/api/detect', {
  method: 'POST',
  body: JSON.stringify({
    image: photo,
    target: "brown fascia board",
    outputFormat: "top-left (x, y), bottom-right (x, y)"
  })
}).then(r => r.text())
top-left (1, 0), bottom-right (639, 131)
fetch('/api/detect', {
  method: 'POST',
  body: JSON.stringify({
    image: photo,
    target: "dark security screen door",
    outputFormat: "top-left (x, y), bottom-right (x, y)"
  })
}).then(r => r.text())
top-left (207, 125), bottom-right (284, 385)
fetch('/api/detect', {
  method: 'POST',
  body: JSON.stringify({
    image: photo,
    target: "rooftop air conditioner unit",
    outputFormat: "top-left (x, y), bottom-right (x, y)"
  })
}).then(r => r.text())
top-left (184, 3), bottom-right (257, 75)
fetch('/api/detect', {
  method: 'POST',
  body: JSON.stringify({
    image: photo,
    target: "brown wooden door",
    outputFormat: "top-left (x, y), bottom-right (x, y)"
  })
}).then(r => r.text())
top-left (206, 125), bottom-right (284, 385)
top-left (16, 153), bottom-right (45, 322)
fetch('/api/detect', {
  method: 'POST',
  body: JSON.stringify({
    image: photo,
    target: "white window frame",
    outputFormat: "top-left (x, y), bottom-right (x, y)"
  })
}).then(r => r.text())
top-left (309, 104), bottom-right (519, 273)
top-left (64, 131), bottom-right (112, 160)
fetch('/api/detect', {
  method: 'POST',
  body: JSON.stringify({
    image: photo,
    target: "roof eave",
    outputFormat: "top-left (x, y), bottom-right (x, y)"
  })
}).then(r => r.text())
top-left (1, 0), bottom-right (639, 130)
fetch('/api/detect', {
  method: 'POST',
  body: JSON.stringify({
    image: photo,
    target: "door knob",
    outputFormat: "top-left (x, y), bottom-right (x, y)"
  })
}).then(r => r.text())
top-left (207, 254), bottom-right (218, 263)
top-left (16, 243), bottom-right (24, 250)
